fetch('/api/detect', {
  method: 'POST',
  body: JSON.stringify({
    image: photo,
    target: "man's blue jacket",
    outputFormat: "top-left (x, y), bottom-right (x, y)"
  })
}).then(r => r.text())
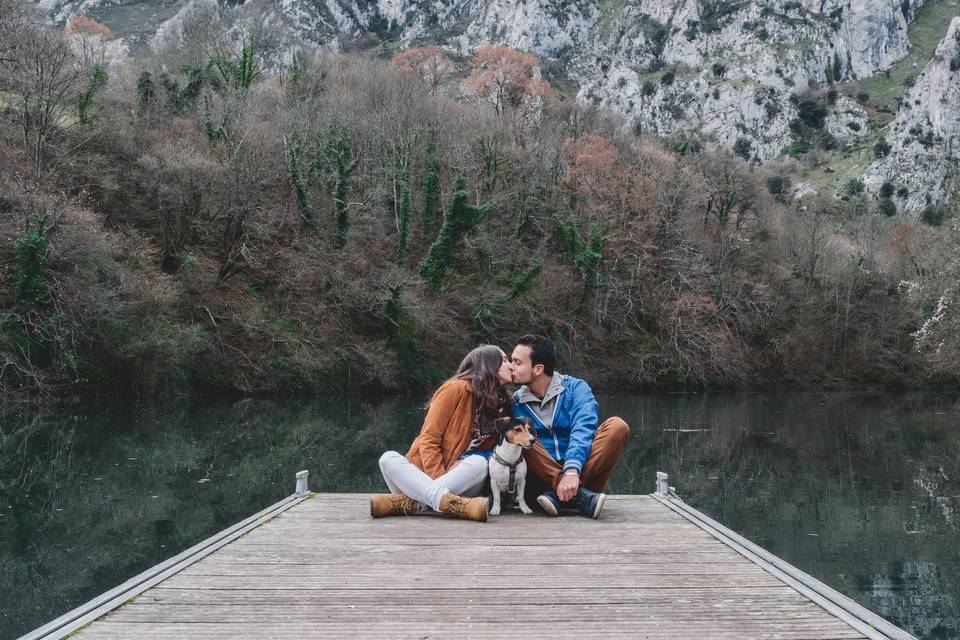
top-left (512, 373), bottom-right (599, 473)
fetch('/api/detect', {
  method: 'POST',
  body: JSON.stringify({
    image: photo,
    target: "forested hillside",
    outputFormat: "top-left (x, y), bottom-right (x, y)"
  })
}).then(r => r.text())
top-left (0, 2), bottom-right (957, 400)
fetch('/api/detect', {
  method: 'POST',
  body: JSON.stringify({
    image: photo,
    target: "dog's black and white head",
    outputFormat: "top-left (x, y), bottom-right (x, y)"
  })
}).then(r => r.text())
top-left (494, 417), bottom-right (536, 449)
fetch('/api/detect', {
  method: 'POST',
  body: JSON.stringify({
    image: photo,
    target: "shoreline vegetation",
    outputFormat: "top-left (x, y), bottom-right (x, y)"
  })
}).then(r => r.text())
top-left (1, 3), bottom-right (959, 403)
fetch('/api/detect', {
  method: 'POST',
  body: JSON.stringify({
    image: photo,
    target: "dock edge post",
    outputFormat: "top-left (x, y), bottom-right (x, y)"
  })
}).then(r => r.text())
top-left (655, 471), bottom-right (669, 498)
top-left (295, 470), bottom-right (310, 496)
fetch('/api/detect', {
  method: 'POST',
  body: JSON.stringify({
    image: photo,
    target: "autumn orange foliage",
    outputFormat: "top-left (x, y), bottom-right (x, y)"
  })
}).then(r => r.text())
top-left (889, 223), bottom-right (913, 251)
top-left (563, 135), bottom-right (621, 195)
top-left (64, 15), bottom-right (112, 40)
top-left (391, 45), bottom-right (454, 94)
top-left (561, 134), bottom-right (651, 221)
top-left (464, 44), bottom-right (550, 116)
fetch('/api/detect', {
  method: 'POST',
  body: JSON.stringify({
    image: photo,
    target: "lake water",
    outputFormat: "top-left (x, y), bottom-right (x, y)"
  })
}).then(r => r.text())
top-left (2, 392), bottom-right (958, 639)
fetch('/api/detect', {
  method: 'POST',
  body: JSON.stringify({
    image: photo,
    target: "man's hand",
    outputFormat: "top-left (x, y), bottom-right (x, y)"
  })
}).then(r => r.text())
top-left (557, 473), bottom-right (580, 502)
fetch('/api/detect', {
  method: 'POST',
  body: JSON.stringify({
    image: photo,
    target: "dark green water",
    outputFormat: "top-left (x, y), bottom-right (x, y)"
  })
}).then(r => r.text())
top-left (2, 393), bottom-right (958, 639)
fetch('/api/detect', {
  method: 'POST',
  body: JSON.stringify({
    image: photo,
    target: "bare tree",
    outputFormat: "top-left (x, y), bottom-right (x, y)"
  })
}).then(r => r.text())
top-left (1, 23), bottom-right (84, 180)
top-left (391, 46), bottom-right (455, 95)
top-left (784, 199), bottom-right (834, 286)
top-left (697, 153), bottom-right (757, 231)
top-left (213, 127), bottom-right (263, 286)
top-left (152, 0), bottom-right (224, 70)
top-left (212, 94), bottom-right (269, 285)
top-left (63, 15), bottom-right (112, 69)
top-left (0, 1), bottom-right (35, 64)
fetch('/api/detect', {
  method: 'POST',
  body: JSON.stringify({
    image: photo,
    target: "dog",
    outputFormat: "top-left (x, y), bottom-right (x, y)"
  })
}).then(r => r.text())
top-left (488, 417), bottom-right (536, 516)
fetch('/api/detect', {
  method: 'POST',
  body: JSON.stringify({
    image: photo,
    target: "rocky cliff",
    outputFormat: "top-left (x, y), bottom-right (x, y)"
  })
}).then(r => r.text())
top-left (568, 0), bottom-right (925, 162)
top-left (862, 16), bottom-right (960, 214)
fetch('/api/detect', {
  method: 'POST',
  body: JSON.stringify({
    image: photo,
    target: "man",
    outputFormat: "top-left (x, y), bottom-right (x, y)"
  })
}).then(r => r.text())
top-left (510, 334), bottom-right (630, 518)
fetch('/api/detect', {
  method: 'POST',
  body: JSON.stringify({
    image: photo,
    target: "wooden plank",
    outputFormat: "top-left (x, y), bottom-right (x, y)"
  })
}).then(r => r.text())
top-left (105, 603), bottom-right (863, 623)
top-left (238, 527), bottom-right (714, 539)
top-left (232, 516), bottom-right (710, 528)
top-left (229, 542), bottom-right (725, 553)
top-left (241, 517), bottom-right (711, 529)
top-left (156, 574), bottom-right (788, 589)
top-left (136, 586), bottom-right (808, 606)
top-left (261, 507), bottom-right (688, 520)
top-left (179, 562), bottom-right (770, 577)
top-left (73, 621), bottom-right (867, 640)
top-left (202, 549), bottom-right (746, 565)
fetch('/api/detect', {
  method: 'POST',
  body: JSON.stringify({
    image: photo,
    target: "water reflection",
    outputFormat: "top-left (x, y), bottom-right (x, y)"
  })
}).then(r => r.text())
top-left (1, 393), bottom-right (958, 639)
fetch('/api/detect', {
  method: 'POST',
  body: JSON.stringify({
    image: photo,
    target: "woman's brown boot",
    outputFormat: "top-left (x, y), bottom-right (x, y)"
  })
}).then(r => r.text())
top-left (438, 492), bottom-right (488, 522)
top-left (369, 493), bottom-right (421, 517)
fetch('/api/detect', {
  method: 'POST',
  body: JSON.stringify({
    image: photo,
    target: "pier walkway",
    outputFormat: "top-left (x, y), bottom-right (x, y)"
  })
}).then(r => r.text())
top-left (20, 473), bottom-right (916, 640)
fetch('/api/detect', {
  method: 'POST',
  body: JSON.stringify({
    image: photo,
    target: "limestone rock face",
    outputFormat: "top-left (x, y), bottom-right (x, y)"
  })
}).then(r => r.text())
top-left (824, 95), bottom-right (870, 147)
top-left (452, 0), bottom-right (599, 59)
top-left (38, 0), bottom-right (120, 24)
top-left (862, 17), bottom-right (960, 214)
top-left (48, 0), bottom-right (591, 56)
top-left (840, 0), bottom-right (925, 78)
top-left (568, 0), bottom-right (926, 162)
top-left (50, 0), bottom-right (920, 63)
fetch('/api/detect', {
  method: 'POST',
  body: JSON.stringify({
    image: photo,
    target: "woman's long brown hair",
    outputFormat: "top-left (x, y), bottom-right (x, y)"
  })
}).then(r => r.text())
top-left (443, 344), bottom-right (509, 422)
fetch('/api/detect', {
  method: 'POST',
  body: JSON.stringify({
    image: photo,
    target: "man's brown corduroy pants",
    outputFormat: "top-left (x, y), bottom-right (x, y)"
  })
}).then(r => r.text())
top-left (522, 416), bottom-right (630, 496)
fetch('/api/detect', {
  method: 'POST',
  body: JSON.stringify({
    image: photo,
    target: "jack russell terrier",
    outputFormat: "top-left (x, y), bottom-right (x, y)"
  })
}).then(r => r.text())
top-left (488, 417), bottom-right (536, 516)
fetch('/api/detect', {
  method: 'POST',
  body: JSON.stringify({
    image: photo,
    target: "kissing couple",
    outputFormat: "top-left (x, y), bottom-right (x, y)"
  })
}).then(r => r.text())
top-left (370, 334), bottom-right (630, 522)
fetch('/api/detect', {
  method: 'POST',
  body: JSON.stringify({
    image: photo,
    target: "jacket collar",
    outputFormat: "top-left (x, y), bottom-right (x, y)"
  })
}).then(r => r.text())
top-left (516, 373), bottom-right (564, 405)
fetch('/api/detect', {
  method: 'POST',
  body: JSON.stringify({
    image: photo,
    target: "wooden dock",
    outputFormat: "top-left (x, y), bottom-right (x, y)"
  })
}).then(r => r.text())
top-left (20, 473), bottom-right (916, 640)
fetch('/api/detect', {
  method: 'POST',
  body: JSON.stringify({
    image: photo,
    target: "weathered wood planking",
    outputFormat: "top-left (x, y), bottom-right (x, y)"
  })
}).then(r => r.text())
top-left (60, 493), bottom-right (884, 640)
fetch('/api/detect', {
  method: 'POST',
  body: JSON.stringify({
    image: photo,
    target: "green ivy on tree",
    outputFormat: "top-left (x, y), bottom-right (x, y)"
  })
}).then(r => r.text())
top-left (420, 127), bottom-right (441, 237)
top-left (578, 223), bottom-right (607, 296)
top-left (554, 215), bottom-right (608, 305)
top-left (157, 65), bottom-right (206, 113)
top-left (472, 262), bottom-right (542, 337)
top-left (212, 40), bottom-right (262, 92)
top-left (202, 94), bottom-right (229, 142)
top-left (312, 123), bottom-right (361, 248)
top-left (393, 143), bottom-right (413, 264)
top-left (12, 219), bottom-right (50, 304)
top-left (418, 170), bottom-right (490, 291)
top-left (78, 64), bottom-right (108, 124)
top-left (203, 40), bottom-right (263, 143)
top-left (284, 132), bottom-right (314, 226)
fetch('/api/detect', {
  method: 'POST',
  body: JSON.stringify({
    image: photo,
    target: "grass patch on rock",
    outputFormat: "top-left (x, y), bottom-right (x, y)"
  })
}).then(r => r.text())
top-left (850, 0), bottom-right (960, 120)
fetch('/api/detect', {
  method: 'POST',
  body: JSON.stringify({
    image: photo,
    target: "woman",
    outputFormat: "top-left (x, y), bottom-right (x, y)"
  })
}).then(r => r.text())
top-left (371, 345), bottom-right (512, 522)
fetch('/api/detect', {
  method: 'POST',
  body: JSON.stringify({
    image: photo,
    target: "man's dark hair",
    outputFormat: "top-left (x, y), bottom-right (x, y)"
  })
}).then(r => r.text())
top-left (517, 335), bottom-right (555, 377)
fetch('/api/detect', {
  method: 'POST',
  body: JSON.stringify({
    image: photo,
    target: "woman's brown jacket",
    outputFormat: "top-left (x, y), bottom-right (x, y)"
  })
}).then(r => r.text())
top-left (405, 378), bottom-right (477, 479)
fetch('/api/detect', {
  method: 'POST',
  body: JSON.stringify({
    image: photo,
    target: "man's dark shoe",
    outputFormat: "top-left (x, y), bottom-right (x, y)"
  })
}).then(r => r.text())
top-left (572, 487), bottom-right (607, 519)
top-left (536, 489), bottom-right (560, 516)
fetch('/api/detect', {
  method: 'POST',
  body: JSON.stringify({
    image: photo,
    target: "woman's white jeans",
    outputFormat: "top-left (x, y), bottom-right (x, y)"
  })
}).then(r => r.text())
top-left (378, 451), bottom-right (487, 511)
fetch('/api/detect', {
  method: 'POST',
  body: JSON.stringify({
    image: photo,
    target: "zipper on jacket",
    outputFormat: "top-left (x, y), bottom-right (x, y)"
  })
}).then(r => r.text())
top-left (519, 387), bottom-right (564, 460)
top-left (549, 396), bottom-right (560, 459)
